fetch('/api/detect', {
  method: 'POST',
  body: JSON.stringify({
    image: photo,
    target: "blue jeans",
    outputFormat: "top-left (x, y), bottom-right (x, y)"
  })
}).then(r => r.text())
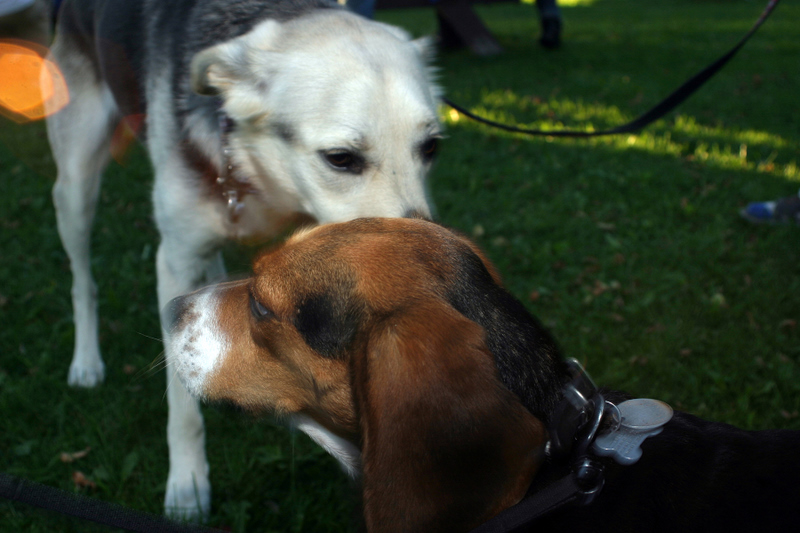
top-left (347, 0), bottom-right (376, 19)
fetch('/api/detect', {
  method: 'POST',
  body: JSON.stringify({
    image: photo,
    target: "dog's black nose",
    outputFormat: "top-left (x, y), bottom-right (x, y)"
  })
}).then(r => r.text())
top-left (404, 209), bottom-right (431, 220)
top-left (165, 295), bottom-right (190, 332)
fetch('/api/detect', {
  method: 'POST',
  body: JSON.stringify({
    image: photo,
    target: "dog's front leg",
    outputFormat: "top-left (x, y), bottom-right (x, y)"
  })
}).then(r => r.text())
top-left (157, 237), bottom-right (218, 520)
top-left (164, 363), bottom-right (210, 520)
top-left (47, 65), bottom-right (117, 388)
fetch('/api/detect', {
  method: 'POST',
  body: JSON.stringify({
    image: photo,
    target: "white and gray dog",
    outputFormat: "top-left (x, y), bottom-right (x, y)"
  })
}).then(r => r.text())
top-left (45, 0), bottom-right (440, 518)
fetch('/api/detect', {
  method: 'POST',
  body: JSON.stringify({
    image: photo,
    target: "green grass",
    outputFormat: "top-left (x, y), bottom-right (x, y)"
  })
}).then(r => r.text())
top-left (1, 0), bottom-right (798, 530)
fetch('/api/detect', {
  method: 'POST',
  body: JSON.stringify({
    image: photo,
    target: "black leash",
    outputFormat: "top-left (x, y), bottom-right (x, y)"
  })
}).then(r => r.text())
top-left (442, 0), bottom-right (781, 138)
top-left (0, 473), bottom-right (225, 533)
top-left (469, 474), bottom-right (585, 533)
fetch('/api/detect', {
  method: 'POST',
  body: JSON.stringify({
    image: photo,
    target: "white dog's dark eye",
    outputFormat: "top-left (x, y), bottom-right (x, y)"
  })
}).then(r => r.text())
top-left (420, 138), bottom-right (438, 161)
top-left (249, 292), bottom-right (272, 320)
top-left (322, 150), bottom-right (364, 173)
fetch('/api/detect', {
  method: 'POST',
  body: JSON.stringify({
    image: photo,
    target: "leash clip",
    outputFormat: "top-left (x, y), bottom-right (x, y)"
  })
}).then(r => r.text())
top-left (573, 456), bottom-right (605, 506)
top-left (548, 359), bottom-right (603, 460)
top-left (547, 359), bottom-right (612, 506)
top-left (571, 388), bottom-right (607, 506)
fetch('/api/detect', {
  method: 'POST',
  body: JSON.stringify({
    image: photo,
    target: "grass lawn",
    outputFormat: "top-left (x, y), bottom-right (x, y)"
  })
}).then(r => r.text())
top-left (1, 0), bottom-right (798, 530)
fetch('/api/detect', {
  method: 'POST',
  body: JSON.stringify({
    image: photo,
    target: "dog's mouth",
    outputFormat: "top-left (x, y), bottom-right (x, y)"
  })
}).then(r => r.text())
top-left (204, 397), bottom-right (252, 416)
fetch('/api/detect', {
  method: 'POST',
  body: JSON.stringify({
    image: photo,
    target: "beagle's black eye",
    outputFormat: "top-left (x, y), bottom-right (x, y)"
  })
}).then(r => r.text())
top-left (249, 292), bottom-right (272, 320)
top-left (322, 150), bottom-right (364, 174)
top-left (420, 138), bottom-right (439, 161)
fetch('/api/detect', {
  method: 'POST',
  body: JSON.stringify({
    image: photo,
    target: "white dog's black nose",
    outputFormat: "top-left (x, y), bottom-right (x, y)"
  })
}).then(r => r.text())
top-left (404, 209), bottom-right (431, 220)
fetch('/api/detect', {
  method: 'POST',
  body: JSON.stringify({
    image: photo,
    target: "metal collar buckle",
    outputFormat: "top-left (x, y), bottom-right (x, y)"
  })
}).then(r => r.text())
top-left (547, 359), bottom-right (614, 505)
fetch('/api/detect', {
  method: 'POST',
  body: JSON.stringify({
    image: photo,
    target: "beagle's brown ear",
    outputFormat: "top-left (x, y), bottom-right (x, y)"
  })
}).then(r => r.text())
top-left (353, 302), bottom-right (547, 533)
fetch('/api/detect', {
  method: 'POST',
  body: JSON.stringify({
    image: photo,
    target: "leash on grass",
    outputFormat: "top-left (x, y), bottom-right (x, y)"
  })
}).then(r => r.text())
top-left (0, 473), bottom-right (225, 533)
top-left (442, 0), bottom-right (781, 138)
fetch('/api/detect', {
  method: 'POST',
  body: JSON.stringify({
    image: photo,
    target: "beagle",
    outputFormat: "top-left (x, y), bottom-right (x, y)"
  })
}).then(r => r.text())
top-left (167, 218), bottom-right (800, 533)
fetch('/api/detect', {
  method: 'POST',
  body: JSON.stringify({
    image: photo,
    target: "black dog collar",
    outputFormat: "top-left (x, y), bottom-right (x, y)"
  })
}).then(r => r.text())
top-left (471, 359), bottom-right (672, 533)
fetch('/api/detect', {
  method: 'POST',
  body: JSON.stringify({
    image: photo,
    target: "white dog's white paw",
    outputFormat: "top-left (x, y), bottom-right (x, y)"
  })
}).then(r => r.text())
top-left (67, 359), bottom-right (106, 388)
top-left (164, 472), bottom-right (211, 521)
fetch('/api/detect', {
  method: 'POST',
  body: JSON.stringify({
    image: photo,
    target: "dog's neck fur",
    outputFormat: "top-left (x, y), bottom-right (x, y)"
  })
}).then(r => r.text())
top-left (445, 246), bottom-right (566, 424)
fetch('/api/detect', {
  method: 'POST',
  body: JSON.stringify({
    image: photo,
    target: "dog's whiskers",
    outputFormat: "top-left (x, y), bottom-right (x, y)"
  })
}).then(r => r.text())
top-left (133, 351), bottom-right (169, 381)
top-left (135, 331), bottom-right (164, 344)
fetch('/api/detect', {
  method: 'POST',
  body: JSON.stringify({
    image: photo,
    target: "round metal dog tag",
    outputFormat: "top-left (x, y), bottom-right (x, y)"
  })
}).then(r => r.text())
top-left (618, 399), bottom-right (673, 431)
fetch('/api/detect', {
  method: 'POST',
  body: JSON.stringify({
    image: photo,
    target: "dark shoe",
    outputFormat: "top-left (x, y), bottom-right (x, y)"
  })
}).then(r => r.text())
top-left (540, 17), bottom-right (561, 49)
top-left (740, 194), bottom-right (800, 225)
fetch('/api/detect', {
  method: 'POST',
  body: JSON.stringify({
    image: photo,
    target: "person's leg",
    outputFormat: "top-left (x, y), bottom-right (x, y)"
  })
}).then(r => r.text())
top-left (740, 190), bottom-right (800, 225)
top-left (536, 0), bottom-right (562, 49)
top-left (0, 0), bottom-right (50, 46)
top-left (347, 0), bottom-right (376, 19)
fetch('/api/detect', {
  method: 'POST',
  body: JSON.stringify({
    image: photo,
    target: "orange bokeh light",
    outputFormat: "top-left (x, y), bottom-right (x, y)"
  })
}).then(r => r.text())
top-left (0, 39), bottom-right (69, 123)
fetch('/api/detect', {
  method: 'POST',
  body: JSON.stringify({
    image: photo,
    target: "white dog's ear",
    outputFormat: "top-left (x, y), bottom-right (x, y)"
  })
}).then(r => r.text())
top-left (371, 20), bottom-right (412, 43)
top-left (372, 21), bottom-right (435, 64)
top-left (190, 46), bottom-right (234, 96)
top-left (410, 36), bottom-right (442, 100)
top-left (190, 19), bottom-right (283, 96)
top-left (411, 36), bottom-right (436, 64)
